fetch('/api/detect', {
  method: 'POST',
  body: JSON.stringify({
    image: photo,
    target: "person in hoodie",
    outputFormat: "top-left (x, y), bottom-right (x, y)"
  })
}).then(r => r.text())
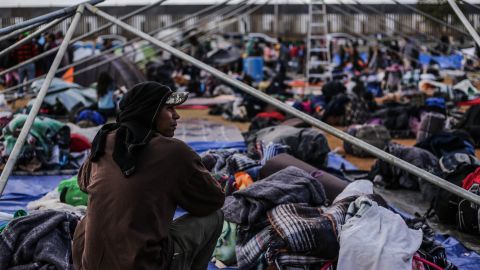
top-left (72, 82), bottom-right (225, 270)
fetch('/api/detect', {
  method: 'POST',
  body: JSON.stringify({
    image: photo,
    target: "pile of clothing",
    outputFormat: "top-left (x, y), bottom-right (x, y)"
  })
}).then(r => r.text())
top-left (0, 114), bottom-right (93, 172)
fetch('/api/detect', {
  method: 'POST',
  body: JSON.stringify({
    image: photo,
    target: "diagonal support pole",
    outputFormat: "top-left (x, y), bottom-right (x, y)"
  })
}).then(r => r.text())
top-left (85, 2), bottom-right (480, 206)
top-left (447, 0), bottom-right (480, 48)
top-left (0, 0), bottom-right (238, 95)
top-left (0, 0), bottom-right (102, 35)
top-left (0, 5), bottom-right (86, 196)
top-left (0, 0), bottom-right (168, 78)
top-left (0, 17), bottom-right (65, 60)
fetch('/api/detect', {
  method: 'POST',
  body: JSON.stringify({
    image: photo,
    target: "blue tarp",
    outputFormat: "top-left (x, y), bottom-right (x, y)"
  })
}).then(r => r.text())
top-left (436, 235), bottom-right (480, 270)
top-left (328, 152), bottom-right (358, 171)
top-left (0, 175), bottom-right (72, 215)
top-left (332, 52), bottom-right (368, 67)
top-left (187, 141), bottom-right (246, 153)
top-left (419, 53), bottom-right (463, 69)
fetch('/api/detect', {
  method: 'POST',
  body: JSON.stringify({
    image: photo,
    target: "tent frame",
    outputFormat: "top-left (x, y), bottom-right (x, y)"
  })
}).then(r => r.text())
top-left (0, 0), bottom-right (480, 207)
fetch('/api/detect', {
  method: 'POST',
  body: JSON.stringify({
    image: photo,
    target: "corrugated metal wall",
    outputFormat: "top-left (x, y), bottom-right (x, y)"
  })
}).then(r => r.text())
top-left (1, 5), bottom-right (479, 39)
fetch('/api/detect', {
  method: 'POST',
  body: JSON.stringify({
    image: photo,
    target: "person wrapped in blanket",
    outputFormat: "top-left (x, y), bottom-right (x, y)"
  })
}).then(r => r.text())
top-left (72, 82), bottom-right (225, 270)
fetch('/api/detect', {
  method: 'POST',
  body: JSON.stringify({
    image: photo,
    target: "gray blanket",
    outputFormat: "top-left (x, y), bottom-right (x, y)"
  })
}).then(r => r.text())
top-left (222, 166), bottom-right (327, 228)
top-left (0, 210), bottom-right (79, 270)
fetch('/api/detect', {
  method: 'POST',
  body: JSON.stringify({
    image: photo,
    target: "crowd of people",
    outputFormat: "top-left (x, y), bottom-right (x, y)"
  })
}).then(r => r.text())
top-left (0, 19), bottom-right (480, 270)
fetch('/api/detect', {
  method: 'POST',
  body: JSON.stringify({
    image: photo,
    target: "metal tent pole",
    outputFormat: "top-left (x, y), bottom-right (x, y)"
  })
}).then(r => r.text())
top-left (0, 0), bottom-right (168, 78)
top-left (0, 20), bottom-right (46, 43)
top-left (349, 0), bottom-right (479, 62)
top-left (10, 1), bottom-right (265, 102)
top-left (0, 17), bottom-right (65, 60)
top-left (0, 0), bottom-right (239, 95)
top-left (85, 2), bottom-right (480, 205)
top-left (447, 0), bottom-right (480, 48)
top-left (460, 0), bottom-right (480, 12)
top-left (325, 2), bottom-right (422, 66)
top-left (0, 0), bottom-right (101, 35)
top-left (0, 5), bottom-right (86, 196)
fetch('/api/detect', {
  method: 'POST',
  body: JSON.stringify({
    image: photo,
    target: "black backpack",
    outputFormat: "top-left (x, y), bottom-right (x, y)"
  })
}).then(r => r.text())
top-left (344, 124), bottom-right (391, 157)
top-left (434, 153), bottom-right (480, 227)
top-left (457, 184), bottom-right (480, 234)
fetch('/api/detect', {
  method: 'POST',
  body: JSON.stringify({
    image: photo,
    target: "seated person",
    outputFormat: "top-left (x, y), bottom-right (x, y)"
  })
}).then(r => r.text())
top-left (96, 72), bottom-right (117, 117)
top-left (73, 82), bottom-right (225, 270)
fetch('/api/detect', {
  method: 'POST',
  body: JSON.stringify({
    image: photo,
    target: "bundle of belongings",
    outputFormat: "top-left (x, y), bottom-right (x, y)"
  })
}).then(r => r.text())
top-left (320, 81), bottom-right (371, 126)
top-left (1, 114), bottom-right (70, 171)
top-left (370, 134), bottom-right (480, 236)
top-left (455, 105), bottom-right (480, 147)
top-left (0, 138), bottom-right (467, 270)
top-left (369, 103), bottom-right (420, 138)
top-left (26, 176), bottom-right (88, 217)
top-left (217, 164), bottom-right (458, 269)
top-left (0, 210), bottom-right (80, 270)
top-left (0, 114), bottom-right (93, 172)
top-left (343, 124), bottom-right (391, 157)
top-left (202, 144), bottom-right (459, 270)
top-left (434, 153), bottom-right (480, 234)
top-left (244, 125), bottom-right (330, 168)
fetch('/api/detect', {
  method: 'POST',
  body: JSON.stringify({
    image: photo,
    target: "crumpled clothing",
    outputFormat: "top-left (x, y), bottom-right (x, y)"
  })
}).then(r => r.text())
top-left (0, 210), bottom-right (79, 270)
top-left (234, 172), bottom-right (254, 190)
top-left (267, 197), bottom-right (355, 257)
top-left (227, 153), bottom-right (259, 175)
top-left (237, 194), bottom-right (385, 270)
top-left (259, 142), bottom-right (290, 165)
top-left (463, 167), bottom-right (480, 191)
top-left (416, 112), bottom-right (445, 143)
top-left (415, 131), bottom-right (476, 158)
top-left (405, 218), bottom-right (458, 270)
top-left (439, 153), bottom-right (480, 175)
top-left (369, 143), bottom-right (441, 201)
top-left (246, 125), bottom-right (330, 168)
top-left (3, 114), bottom-right (70, 168)
top-left (333, 180), bottom-right (373, 204)
top-left (236, 226), bottom-right (276, 269)
top-left (223, 166), bottom-right (327, 229)
top-left (201, 149), bottom-right (240, 175)
top-left (337, 196), bottom-right (423, 270)
top-left (26, 190), bottom-right (87, 217)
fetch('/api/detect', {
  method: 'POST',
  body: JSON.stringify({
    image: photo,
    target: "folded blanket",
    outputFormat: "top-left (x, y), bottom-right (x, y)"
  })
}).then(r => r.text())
top-left (223, 166), bottom-right (327, 229)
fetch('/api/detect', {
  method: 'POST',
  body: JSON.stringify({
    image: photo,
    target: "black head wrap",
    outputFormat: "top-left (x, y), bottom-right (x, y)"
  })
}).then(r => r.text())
top-left (90, 82), bottom-right (173, 177)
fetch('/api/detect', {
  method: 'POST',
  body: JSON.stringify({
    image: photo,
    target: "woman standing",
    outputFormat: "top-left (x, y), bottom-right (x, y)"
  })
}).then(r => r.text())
top-left (96, 72), bottom-right (117, 117)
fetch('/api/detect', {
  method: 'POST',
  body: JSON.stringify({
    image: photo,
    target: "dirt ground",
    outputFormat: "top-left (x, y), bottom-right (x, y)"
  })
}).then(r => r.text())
top-left (178, 108), bottom-right (480, 170)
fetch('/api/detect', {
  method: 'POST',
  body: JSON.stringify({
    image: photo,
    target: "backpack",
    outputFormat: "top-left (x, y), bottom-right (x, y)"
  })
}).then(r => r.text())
top-left (75, 109), bottom-right (106, 126)
top-left (58, 176), bottom-right (88, 206)
top-left (323, 93), bottom-right (370, 126)
top-left (372, 104), bottom-right (418, 138)
top-left (344, 124), bottom-right (391, 157)
top-left (434, 153), bottom-right (480, 225)
top-left (416, 112), bottom-right (445, 143)
top-left (457, 184), bottom-right (480, 234)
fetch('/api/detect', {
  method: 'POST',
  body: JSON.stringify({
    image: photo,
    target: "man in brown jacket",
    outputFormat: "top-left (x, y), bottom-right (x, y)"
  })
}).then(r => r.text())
top-left (72, 82), bottom-right (225, 270)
